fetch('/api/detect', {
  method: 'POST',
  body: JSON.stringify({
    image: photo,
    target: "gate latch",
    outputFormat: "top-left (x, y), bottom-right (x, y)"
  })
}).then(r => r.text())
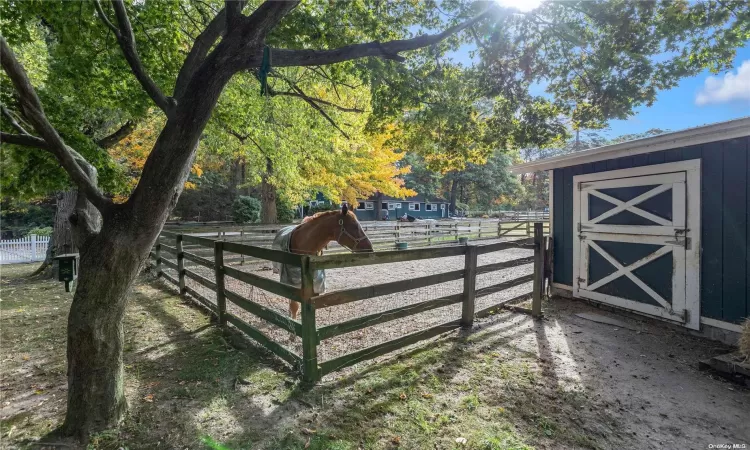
top-left (666, 237), bottom-right (690, 249)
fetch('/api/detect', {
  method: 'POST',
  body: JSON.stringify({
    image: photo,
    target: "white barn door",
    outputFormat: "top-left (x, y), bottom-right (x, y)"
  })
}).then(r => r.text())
top-left (573, 160), bottom-right (701, 330)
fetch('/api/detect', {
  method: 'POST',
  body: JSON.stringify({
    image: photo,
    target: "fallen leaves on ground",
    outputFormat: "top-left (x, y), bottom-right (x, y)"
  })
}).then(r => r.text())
top-left (143, 394), bottom-right (154, 402)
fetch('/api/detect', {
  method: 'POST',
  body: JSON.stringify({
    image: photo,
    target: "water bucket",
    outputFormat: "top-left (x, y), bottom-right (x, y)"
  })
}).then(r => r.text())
top-left (396, 242), bottom-right (408, 250)
top-left (459, 237), bottom-right (469, 245)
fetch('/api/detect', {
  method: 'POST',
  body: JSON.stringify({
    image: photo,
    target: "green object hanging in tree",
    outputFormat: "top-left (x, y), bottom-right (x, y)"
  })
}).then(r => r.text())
top-left (259, 46), bottom-right (271, 96)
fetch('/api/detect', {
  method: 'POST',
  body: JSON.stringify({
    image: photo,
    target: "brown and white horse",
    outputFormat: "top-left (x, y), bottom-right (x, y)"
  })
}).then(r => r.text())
top-left (274, 205), bottom-right (372, 319)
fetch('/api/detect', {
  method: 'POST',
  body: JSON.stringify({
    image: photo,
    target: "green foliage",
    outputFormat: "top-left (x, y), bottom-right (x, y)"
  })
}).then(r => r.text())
top-left (27, 226), bottom-right (52, 237)
top-left (232, 196), bottom-right (261, 224)
top-left (0, 199), bottom-right (55, 238)
top-left (276, 199), bottom-right (296, 224)
top-left (171, 173), bottom-right (234, 222)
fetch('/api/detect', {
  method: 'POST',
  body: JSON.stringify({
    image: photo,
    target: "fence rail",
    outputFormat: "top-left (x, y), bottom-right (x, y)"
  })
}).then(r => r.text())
top-left (149, 222), bottom-right (549, 381)
top-left (0, 234), bottom-right (49, 264)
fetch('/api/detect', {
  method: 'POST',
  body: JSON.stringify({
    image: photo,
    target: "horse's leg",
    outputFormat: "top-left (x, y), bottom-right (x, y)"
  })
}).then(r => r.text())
top-left (288, 300), bottom-right (300, 342)
top-left (289, 300), bottom-right (300, 320)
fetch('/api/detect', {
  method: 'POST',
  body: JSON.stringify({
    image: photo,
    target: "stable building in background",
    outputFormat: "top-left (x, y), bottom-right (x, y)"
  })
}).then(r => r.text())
top-left (512, 117), bottom-right (750, 343)
top-left (349, 195), bottom-right (450, 221)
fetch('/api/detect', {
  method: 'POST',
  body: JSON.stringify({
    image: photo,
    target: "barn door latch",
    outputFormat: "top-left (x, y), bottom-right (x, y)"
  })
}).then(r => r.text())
top-left (667, 230), bottom-right (690, 249)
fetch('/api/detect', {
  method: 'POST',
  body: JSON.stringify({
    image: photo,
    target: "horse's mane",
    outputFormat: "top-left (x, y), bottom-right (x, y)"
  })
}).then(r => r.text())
top-left (300, 209), bottom-right (355, 226)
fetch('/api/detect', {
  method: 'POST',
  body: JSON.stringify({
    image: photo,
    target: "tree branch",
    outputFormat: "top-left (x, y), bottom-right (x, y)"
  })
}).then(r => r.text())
top-left (1, 105), bottom-right (32, 135)
top-left (1, 132), bottom-right (48, 149)
top-left (173, 6), bottom-right (232, 99)
top-left (260, 6), bottom-right (497, 68)
top-left (225, 0), bottom-right (244, 28)
top-left (98, 0), bottom-right (175, 115)
top-left (266, 86), bottom-right (364, 113)
top-left (96, 120), bottom-right (136, 149)
top-left (241, 0), bottom-right (300, 38)
top-left (0, 36), bottom-right (111, 212)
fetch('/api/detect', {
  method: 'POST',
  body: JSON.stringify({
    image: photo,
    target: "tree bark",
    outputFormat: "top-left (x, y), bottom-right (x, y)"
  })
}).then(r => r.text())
top-left (260, 157), bottom-right (277, 223)
top-left (62, 215), bottom-right (141, 440)
top-left (449, 175), bottom-right (458, 215)
top-left (374, 192), bottom-right (383, 220)
top-left (55, 190), bottom-right (77, 255)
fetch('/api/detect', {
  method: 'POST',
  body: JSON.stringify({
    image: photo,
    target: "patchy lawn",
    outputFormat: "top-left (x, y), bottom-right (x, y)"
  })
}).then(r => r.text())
top-left (1, 263), bottom-right (748, 449)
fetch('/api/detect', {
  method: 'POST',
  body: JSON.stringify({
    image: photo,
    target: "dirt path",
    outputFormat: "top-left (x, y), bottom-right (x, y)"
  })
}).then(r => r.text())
top-left (1, 264), bottom-right (747, 449)
top-left (165, 239), bottom-right (536, 364)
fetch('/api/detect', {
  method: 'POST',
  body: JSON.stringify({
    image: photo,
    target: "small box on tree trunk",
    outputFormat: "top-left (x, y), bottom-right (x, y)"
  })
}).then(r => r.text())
top-left (53, 253), bottom-right (79, 292)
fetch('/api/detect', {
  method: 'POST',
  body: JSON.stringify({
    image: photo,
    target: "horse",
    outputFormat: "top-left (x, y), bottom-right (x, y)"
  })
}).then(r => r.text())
top-left (272, 205), bottom-right (373, 320)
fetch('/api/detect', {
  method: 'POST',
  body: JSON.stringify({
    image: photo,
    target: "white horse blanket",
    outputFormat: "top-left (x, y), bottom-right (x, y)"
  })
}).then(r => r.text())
top-left (272, 225), bottom-right (326, 294)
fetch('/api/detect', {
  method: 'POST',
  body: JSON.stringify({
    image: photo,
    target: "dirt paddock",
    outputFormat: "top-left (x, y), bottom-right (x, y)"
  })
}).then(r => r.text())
top-left (1, 263), bottom-right (748, 449)
top-left (162, 238), bottom-right (536, 366)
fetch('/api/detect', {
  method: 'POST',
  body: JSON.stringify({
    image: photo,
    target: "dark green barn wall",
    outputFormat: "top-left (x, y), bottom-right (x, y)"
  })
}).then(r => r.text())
top-left (552, 136), bottom-right (749, 324)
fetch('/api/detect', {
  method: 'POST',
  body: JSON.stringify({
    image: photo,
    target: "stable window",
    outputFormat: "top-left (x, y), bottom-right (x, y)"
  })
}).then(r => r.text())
top-left (382, 202), bottom-right (388, 210)
top-left (409, 203), bottom-right (420, 211)
top-left (425, 204), bottom-right (436, 211)
top-left (387, 203), bottom-right (397, 210)
top-left (365, 202), bottom-right (374, 210)
top-left (356, 202), bottom-right (366, 210)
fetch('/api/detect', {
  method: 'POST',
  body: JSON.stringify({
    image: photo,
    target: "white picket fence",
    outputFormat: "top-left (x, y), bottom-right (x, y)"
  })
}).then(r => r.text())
top-left (0, 234), bottom-right (50, 264)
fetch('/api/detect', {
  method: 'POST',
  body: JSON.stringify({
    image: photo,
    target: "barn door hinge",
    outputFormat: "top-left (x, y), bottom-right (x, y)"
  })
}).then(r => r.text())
top-left (666, 237), bottom-right (690, 249)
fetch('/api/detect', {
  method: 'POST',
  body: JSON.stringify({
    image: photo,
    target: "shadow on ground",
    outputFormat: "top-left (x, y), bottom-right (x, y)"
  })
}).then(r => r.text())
top-left (1, 265), bottom-right (748, 450)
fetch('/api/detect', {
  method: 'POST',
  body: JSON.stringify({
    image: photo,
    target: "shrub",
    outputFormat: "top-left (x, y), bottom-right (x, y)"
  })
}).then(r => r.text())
top-left (27, 226), bottom-right (53, 237)
top-left (276, 199), bottom-right (296, 223)
top-left (232, 196), bottom-right (261, 223)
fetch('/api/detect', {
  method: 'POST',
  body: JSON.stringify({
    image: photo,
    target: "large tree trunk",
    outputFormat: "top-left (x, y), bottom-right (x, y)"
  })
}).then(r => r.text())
top-left (62, 216), bottom-right (142, 439)
top-left (449, 176), bottom-right (458, 215)
top-left (374, 192), bottom-right (383, 220)
top-left (260, 157), bottom-right (277, 223)
top-left (55, 190), bottom-right (77, 255)
top-left (30, 190), bottom-right (77, 277)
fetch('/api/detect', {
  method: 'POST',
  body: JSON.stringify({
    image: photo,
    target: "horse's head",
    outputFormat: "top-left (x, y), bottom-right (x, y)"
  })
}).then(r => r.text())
top-left (336, 205), bottom-right (373, 252)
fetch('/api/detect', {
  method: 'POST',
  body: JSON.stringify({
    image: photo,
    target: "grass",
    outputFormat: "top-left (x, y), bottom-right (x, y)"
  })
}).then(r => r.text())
top-left (0, 263), bottom-right (619, 449)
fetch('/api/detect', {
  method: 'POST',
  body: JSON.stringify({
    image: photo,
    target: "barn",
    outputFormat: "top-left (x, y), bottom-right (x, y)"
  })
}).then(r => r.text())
top-left (512, 117), bottom-right (750, 343)
top-left (349, 195), bottom-right (450, 221)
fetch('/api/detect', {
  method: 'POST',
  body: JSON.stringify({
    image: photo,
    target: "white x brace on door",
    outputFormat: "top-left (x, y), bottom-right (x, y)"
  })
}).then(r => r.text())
top-left (573, 160), bottom-right (701, 330)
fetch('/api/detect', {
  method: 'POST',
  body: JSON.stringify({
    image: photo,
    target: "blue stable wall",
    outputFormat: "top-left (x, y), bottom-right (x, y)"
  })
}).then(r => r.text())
top-left (552, 136), bottom-right (750, 324)
top-left (353, 202), bottom-right (446, 221)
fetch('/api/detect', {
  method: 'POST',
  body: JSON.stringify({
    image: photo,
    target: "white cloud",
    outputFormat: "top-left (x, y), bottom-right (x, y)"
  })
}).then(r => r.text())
top-left (695, 60), bottom-right (750, 106)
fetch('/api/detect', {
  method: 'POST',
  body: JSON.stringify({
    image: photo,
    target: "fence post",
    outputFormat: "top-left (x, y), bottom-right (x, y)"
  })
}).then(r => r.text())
top-left (461, 244), bottom-right (479, 328)
top-left (176, 234), bottom-right (186, 296)
top-left (525, 221), bottom-right (531, 237)
top-left (300, 255), bottom-right (319, 382)
top-left (31, 235), bottom-right (37, 258)
top-left (240, 229), bottom-right (245, 265)
top-left (532, 222), bottom-right (544, 318)
top-left (155, 243), bottom-right (162, 278)
top-left (214, 240), bottom-right (227, 325)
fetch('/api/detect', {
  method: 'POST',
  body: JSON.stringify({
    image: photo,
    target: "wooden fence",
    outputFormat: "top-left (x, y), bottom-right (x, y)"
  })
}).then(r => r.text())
top-left (164, 220), bottom-right (549, 252)
top-left (0, 234), bottom-right (50, 264)
top-left (150, 223), bottom-right (548, 382)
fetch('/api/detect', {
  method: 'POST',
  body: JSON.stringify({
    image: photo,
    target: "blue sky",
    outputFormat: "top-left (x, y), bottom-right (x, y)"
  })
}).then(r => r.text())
top-left (605, 47), bottom-right (750, 137)
top-left (445, 41), bottom-right (750, 139)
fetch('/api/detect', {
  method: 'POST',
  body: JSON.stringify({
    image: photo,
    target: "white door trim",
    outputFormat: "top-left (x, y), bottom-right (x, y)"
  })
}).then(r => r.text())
top-left (572, 159), bottom-right (701, 330)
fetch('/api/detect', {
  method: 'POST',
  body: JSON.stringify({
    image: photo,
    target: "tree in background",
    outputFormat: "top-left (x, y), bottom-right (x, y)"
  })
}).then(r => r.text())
top-left (2, 0), bottom-right (747, 440)
top-left (516, 128), bottom-right (671, 208)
